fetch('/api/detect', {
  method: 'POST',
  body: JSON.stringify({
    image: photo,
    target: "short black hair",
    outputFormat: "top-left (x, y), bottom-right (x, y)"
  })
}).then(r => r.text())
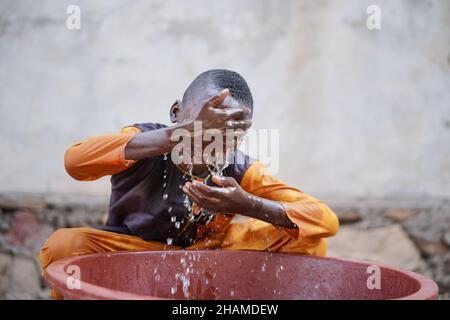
top-left (183, 69), bottom-right (253, 109)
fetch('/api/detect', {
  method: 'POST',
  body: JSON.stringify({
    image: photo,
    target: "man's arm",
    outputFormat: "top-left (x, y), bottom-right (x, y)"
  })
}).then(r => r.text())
top-left (183, 177), bottom-right (297, 228)
top-left (239, 161), bottom-right (339, 239)
top-left (182, 161), bottom-right (339, 239)
top-left (64, 123), bottom-right (193, 181)
top-left (125, 89), bottom-right (251, 161)
top-left (64, 127), bottom-right (141, 181)
top-left (65, 88), bottom-right (251, 181)
top-left (124, 125), bottom-right (180, 161)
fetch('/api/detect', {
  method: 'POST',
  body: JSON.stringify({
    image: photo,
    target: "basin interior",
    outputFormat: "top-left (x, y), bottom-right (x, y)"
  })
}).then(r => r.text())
top-left (50, 250), bottom-right (428, 299)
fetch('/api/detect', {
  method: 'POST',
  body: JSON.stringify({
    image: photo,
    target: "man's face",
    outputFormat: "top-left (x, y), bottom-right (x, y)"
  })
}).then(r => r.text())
top-left (171, 84), bottom-right (252, 172)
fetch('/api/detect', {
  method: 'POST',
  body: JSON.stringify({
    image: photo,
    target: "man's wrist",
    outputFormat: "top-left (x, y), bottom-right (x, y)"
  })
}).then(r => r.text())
top-left (171, 120), bottom-right (195, 134)
top-left (165, 122), bottom-right (194, 150)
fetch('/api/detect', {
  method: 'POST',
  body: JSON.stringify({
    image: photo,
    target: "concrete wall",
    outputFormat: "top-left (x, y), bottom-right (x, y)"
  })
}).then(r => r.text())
top-left (1, 0), bottom-right (449, 201)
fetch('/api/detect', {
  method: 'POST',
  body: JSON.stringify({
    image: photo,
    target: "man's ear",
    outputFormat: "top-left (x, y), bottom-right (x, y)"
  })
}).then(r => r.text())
top-left (169, 100), bottom-right (181, 123)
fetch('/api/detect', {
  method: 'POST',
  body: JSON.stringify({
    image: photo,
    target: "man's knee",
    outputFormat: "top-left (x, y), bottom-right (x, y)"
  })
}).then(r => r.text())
top-left (39, 227), bottom-right (94, 270)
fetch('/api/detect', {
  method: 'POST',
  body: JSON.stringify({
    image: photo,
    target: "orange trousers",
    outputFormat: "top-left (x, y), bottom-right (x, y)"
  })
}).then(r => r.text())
top-left (40, 220), bottom-right (327, 299)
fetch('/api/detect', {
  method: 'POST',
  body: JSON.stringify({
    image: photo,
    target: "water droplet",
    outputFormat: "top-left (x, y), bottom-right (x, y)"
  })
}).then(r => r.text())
top-left (183, 194), bottom-right (192, 213)
top-left (171, 216), bottom-right (176, 222)
top-left (163, 194), bottom-right (168, 200)
top-left (166, 238), bottom-right (173, 245)
top-left (182, 276), bottom-right (190, 298)
top-left (168, 207), bottom-right (173, 213)
top-left (230, 290), bottom-right (235, 297)
top-left (175, 221), bottom-right (180, 229)
top-left (171, 287), bottom-right (177, 294)
top-left (163, 153), bottom-right (168, 160)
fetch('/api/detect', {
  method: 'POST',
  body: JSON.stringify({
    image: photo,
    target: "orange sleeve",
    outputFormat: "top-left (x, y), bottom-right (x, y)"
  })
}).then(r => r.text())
top-left (239, 161), bottom-right (339, 240)
top-left (64, 126), bottom-right (142, 181)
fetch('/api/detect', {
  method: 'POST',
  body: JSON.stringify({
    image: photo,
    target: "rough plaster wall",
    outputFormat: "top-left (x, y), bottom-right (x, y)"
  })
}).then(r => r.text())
top-left (0, 0), bottom-right (449, 200)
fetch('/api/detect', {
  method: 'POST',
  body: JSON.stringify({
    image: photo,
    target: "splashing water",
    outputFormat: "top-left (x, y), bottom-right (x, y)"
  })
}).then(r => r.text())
top-left (183, 194), bottom-right (193, 220)
top-left (275, 265), bottom-right (284, 279)
top-left (187, 163), bottom-right (193, 176)
top-left (175, 256), bottom-right (192, 298)
top-left (205, 151), bottom-right (231, 178)
top-left (180, 274), bottom-right (190, 298)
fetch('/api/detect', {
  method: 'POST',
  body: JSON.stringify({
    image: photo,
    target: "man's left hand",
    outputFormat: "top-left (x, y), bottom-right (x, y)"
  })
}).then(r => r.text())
top-left (182, 175), bottom-right (251, 214)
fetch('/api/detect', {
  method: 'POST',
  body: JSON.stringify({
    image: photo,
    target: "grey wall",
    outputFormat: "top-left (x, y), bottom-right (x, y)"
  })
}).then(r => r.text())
top-left (1, 0), bottom-right (449, 201)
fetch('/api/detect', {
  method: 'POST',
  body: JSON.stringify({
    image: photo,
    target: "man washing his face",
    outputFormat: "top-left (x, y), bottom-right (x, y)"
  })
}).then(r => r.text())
top-left (40, 69), bottom-right (339, 299)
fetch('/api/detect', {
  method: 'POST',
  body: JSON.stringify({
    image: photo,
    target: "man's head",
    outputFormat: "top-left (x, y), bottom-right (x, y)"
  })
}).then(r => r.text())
top-left (170, 69), bottom-right (253, 124)
top-left (170, 69), bottom-right (253, 173)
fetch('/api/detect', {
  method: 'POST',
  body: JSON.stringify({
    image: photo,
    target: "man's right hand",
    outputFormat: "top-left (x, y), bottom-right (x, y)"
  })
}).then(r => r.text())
top-left (188, 88), bottom-right (252, 132)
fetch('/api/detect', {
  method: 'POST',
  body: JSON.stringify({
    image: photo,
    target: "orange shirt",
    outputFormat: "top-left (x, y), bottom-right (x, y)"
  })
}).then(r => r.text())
top-left (64, 126), bottom-right (339, 256)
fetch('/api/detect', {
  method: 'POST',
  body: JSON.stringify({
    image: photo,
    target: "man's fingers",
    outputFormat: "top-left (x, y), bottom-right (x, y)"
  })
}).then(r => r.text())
top-left (191, 181), bottom-right (228, 200)
top-left (211, 108), bottom-right (244, 122)
top-left (206, 89), bottom-right (229, 108)
top-left (184, 182), bottom-right (219, 207)
top-left (192, 181), bottom-right (216, 196)
top-left (225, 119), bottom-right (252, 130)
top-left (242, 107), bottom-right (252, 118)
top-left (182, 183), bottom-right (202, 203)
top-left (212, 175), bottom-right (238, 188)
top-left (223, 108), bottom-right (244, 120)
top-left (191, 181), bottom-right (232, 200)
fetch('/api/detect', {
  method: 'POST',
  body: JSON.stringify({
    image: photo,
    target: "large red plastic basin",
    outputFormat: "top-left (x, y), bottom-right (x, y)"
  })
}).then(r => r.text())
top-left (44, 250), bottom-right (438, 300)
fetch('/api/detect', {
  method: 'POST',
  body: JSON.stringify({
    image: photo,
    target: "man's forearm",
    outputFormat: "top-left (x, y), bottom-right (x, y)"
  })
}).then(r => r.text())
top-left (243, 195), bottom-right (298, 229)
top-left (124, 123), bottom-right (190, 161)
